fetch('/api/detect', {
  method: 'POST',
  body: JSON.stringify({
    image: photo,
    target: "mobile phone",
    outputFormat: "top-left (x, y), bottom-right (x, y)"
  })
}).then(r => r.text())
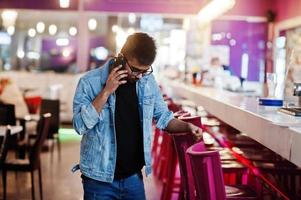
top-left (109, 54), bottom-right (126, 73)
top-left (109, 54), bottom-right (127, 81)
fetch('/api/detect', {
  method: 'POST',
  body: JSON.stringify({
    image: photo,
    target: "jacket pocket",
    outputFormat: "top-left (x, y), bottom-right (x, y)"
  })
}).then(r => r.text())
top-left (80, 134), bottom-right (95, 167)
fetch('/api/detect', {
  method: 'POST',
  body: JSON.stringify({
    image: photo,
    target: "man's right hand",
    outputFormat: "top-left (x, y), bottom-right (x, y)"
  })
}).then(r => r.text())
top-left (104, 66), bottom-right (128, 94)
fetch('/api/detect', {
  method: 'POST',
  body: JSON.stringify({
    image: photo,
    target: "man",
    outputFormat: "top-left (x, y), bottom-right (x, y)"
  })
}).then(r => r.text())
top-left (72, 32), bottom-right (202, 200)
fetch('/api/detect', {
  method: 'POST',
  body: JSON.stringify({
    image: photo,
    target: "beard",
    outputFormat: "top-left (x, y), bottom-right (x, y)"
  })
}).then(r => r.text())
top-left (126, 75), bottom-right (140, 83)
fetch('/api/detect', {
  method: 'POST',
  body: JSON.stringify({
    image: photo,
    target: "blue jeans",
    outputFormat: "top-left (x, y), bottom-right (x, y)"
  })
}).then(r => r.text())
top-left (82, 173), bottom-right (146, 200)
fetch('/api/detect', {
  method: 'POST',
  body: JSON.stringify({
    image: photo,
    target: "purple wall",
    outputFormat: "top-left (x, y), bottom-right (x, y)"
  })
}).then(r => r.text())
top-left (84, 0), bottom-right (204, 14)
top-left (89, 36), bottom-right (106, 50)
top-left (41, 36), bottom-right (107, 68)
top-left (275, 0), bottom-right (301, 21)
top-left (0, 0), bottom-right (78, 10)
top-left (42, 38), bottom-right (77, 68)
top-left (211, 20), bottom-right (268, 81)
top-left (83, 0), bottom-right (275, 15)
top-left (0, 0), bottom-right (277, 16)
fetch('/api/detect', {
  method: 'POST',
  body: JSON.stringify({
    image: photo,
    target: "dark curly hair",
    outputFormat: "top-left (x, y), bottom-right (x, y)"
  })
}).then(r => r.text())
top-left (121, 32), bottom-right (157, 66)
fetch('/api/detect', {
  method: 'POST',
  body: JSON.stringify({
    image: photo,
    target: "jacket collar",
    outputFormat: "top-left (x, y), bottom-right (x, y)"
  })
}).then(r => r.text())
top-left (99, 60), bottom-right (111, 85)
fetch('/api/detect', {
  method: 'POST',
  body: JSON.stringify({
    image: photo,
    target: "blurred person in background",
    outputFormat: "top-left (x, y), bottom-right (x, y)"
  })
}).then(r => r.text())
top-left (72, 32), bottom-right (202, 200)
top-left (285, 48), bottom-right (301, 98)
top-left (200, 57), bottom-right (230, 87)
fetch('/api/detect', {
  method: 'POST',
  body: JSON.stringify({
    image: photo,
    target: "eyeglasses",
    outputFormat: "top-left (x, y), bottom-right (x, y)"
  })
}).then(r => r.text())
top-left (125, 58), bottom-right (153, 77)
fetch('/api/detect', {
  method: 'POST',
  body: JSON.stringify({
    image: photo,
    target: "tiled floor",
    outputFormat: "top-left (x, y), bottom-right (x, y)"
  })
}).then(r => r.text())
top-left (1, 137), bottom-right (162, 200)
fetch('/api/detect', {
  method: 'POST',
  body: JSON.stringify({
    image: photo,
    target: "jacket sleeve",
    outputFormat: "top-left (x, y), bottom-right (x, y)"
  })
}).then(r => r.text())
top-left (72, 78), bottom-right (102, 135)
top-left (151, 77), bottom-right (174, 130)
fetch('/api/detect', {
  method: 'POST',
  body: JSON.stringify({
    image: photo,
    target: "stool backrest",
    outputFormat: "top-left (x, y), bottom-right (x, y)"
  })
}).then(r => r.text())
top-left (172, 115), bottom-right (205, 200)
top-left (167, 102), bottom-right (182, 113)
top-left (187, 142), bottom-right (227, 200)
top-left (174, 110), bottom-right (191, 118)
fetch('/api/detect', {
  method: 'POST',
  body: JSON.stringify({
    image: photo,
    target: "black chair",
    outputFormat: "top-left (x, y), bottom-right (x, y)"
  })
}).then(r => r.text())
top-left (1, 113), bottom-right (51, 200)
top-left (40, 99), bottom-right (61, 161)
top-left (0, 103), bottom-right (16, 126)
top-left (0, 103), bottom-right (26, 154)
top-left (0, 128), bottom-right (12, 195)
top-left (0, 128), bottom-right (11, 166)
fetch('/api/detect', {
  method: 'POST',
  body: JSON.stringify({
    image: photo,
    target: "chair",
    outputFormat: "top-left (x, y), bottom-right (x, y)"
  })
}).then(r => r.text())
top-left (0, 128), bottom-right (12, 195)
top-left (160, 115), bottom-right (203, 200)
top-left (1, 113), bottom-right (51, 200)
top-left (152, 110), bottom-right (189, 162)
top-left (153, 100), bottom-right (182, 178)
top-left (0, 103), bottom-right (16, 126)
top-left (167, 116), bottom-right (205, 200)
top-left (38, 99), bottom-right (61, 161)
top-left (0, 128), bottom-right (12, 166)
top-left (153, 110), bottom-right (190, 178)
top-left (159, 132), bottom-right (181, 200)
top-left (24, 96), bottom-right (42, 114)
top-left (0, 103), bottom-right (26, 155)
top-left (187, 142), bottom-right (257, 200)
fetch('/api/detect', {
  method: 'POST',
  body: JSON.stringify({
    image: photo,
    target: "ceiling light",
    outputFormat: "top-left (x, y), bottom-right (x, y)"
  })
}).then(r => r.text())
top-left (59, 0), bottom-right (70, 8)
top-left (56, 38), bottom-right (69, 46)
top-left (69, 26), bottom-right (77, 36)
top-left (7, 26), bottom-right (15, 35)
top-left (17, 50), bottom-right (24, 58)
top-left (49, 24), bottom-right (58, 35)
top-left (28, 28), bottom-right (36, 37)
top-left (1, 10), bottom-right (18, 27)
top-left (88, 18), bottom-right (97, 31)
top-left (128, 13), bottom-right (136, 24)
top-left (62, 48), bottom-right (71, 57)
top-left (112, 25), bottom-right (119, 33)
top-left (198, 0), bottom-right (236, 24)
top-left (36, 22), bottom-right (45, 33)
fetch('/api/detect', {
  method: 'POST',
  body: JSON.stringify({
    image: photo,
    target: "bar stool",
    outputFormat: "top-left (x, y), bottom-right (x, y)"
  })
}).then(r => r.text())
top-left (152, 110), bottom-right (189, 158)
top-left (164, 115), bottom-right (203, 200)
top-left (187, 142), bottom-right (258, 200)
top-left (204, 128), bottom-right (289, 198)
top-left (160, 132), bottom-right (181, 200)
top-left (152, 102), bottom-right (183, 178)
top-left (155, 112), bottom-right (190, 179)
top-left (160, 114), bottom-right (198, 200)
top-left (200, 126), bottom-right (251, 185)
top-left (253, 160), bottom-right (301, 199)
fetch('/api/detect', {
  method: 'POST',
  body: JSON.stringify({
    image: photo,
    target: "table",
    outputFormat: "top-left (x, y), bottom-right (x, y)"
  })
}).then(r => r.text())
top-left (0, 125), bottom-right (23, 136)
top-left (163, 79), bottom-right (301, 167)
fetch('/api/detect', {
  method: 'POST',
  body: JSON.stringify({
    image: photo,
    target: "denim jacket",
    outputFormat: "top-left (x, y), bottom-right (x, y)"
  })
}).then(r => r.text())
top-left (72, 61), bottom-right (174, 183)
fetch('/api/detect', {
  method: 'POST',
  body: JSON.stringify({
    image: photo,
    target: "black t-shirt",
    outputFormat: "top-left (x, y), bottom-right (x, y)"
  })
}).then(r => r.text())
top-left (114, 81), bottom-right (145, 179)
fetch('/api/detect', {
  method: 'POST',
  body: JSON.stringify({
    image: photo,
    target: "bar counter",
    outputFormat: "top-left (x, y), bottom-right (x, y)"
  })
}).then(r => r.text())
top-left (163, 79), bottom-right (301, 167)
